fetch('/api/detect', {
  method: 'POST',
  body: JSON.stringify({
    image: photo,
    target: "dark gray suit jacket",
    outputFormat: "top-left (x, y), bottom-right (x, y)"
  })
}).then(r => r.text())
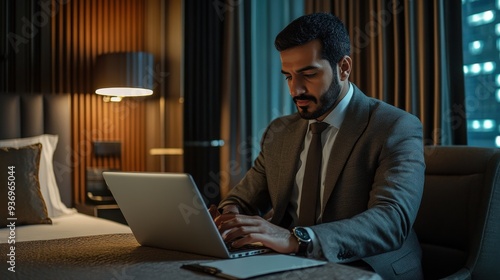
top-left (221, 85), bottom-right (425, 280)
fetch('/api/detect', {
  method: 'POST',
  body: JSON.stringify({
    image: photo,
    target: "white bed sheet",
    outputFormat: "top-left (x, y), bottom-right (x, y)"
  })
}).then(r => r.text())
top-left (0, 212), bottom-right (132, 243)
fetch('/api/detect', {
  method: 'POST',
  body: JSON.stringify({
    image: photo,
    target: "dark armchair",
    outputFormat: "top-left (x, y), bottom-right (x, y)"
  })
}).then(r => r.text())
top-left (414, 146), bottom-right (500, 279)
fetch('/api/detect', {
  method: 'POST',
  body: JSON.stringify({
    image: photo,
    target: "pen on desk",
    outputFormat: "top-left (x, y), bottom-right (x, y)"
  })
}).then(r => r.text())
top-left (181, 263), bottom-right (221, 275)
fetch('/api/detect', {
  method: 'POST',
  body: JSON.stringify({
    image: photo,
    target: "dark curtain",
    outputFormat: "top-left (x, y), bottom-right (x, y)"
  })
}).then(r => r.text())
top-left (218, 1), bottom-right (304, 198)
top-left (183, 0), bottom-right (224, 205)
top-left (306, 0), bottom-right (467, 145)
top-left (219, 0), bottom-right (253, 199)
top-left (0, 0), bottom-right (51, 94)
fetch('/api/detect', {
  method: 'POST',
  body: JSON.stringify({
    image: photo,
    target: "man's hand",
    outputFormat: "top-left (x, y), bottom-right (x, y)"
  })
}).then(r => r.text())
top-left (216, 213), bottom-right (299, 254)
top-left (208, 204), bottom-right (240, 221)
top-left (208, 204), bottom-right (221, 220)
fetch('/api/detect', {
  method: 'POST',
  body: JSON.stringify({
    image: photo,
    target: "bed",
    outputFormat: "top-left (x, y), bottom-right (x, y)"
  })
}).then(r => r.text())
top-left (0, 94), bottom-right (131, 243)
top-left (0, 94), bottom-right (381, 279)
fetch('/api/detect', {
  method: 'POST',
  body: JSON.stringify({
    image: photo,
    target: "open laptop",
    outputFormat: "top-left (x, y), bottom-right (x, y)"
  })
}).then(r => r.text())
top-left (102, 171), bottom-right (270, 258)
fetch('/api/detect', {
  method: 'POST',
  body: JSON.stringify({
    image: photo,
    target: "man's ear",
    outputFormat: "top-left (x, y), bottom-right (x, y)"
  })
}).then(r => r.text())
top-left (338, 56), bottom-right (352, 80)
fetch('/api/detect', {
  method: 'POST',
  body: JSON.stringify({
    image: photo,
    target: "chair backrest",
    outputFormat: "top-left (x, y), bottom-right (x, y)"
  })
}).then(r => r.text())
top-left (414, 146), bottom-right (500, 280)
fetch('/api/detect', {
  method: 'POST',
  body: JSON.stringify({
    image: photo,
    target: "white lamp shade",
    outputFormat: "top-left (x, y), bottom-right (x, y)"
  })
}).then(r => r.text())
top-left (95, 87), bottom-right (153, 97)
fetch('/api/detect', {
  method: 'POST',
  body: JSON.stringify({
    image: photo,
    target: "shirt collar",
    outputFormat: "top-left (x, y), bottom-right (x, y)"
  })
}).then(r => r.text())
top-left (309, 82), bottom-right (354, 130)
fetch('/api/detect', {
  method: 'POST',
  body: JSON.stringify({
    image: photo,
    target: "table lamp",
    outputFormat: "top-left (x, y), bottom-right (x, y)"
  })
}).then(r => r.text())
top-left (94, 52), bottom-right (154, 102)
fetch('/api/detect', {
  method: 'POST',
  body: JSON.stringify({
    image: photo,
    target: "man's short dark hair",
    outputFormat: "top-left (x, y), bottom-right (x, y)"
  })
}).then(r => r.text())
top-left (274, 13), bottom-right (351, 67)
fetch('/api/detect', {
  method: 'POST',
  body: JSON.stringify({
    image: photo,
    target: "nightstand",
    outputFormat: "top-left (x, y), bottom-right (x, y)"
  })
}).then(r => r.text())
top-left (76, 203), bottom-right (128, 225)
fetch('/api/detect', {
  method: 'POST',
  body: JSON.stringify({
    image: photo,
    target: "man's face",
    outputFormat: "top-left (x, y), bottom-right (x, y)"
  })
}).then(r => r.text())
top-left (280, 40), bottom-right (341, 121)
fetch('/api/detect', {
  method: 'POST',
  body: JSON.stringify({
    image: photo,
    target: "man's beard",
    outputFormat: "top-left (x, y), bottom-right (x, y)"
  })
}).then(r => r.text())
top-left (293, 76), bottom-right (341, 120)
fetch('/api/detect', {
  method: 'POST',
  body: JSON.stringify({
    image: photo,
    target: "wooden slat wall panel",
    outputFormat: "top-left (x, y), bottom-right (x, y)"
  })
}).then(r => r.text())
top-left (52, 0), bottom-right (147, 204)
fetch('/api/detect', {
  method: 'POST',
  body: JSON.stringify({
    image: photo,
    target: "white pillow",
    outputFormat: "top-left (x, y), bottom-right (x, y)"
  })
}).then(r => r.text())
top-left (0, 134), bottom-right (76, 218)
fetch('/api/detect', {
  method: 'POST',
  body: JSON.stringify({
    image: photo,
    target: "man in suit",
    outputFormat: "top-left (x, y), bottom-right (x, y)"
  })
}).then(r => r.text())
top-left (215, 13), bottom-right (425, 280)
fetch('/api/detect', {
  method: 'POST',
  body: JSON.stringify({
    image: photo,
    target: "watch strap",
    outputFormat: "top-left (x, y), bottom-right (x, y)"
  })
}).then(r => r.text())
top-left (297, 239), bottom-right (309, 256)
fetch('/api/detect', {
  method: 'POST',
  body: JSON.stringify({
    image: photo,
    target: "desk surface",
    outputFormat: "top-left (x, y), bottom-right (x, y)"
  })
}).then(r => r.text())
top-left (1, 233), bottom-right (381, 280)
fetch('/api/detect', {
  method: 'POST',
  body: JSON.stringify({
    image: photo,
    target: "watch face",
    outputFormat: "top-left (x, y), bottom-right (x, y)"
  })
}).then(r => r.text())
top-left (294, 227), bottom-right (311, 241)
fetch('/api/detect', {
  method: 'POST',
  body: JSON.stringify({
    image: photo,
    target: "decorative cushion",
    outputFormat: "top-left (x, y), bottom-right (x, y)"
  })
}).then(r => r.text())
top-left (0, 135), bottom-right (76, 218)
top-left (0, 144), bottom-right (52, 227)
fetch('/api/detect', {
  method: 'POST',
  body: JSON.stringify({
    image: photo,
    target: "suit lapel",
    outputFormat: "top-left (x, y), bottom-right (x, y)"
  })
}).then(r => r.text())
top-left (271, 116), bottom-right (308, 224)
top-left (322, 86), bottom-right (370, 210)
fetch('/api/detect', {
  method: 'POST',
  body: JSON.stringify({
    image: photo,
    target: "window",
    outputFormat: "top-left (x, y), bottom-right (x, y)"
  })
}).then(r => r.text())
top-left (462, 0), bottom-right (500, 147)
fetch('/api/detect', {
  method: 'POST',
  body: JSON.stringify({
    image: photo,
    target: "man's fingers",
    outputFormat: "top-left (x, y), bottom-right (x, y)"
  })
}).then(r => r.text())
top-left (217, 215), bottom-right (263, 231)
top-left (222, 226), bottom-right (261, 242)
top-left (230, 233), bottom-right (264, 248)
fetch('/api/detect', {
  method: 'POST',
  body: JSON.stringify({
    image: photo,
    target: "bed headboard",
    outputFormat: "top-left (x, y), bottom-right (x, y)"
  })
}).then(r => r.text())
top-left (0, 94), bottom-right (72, 207)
